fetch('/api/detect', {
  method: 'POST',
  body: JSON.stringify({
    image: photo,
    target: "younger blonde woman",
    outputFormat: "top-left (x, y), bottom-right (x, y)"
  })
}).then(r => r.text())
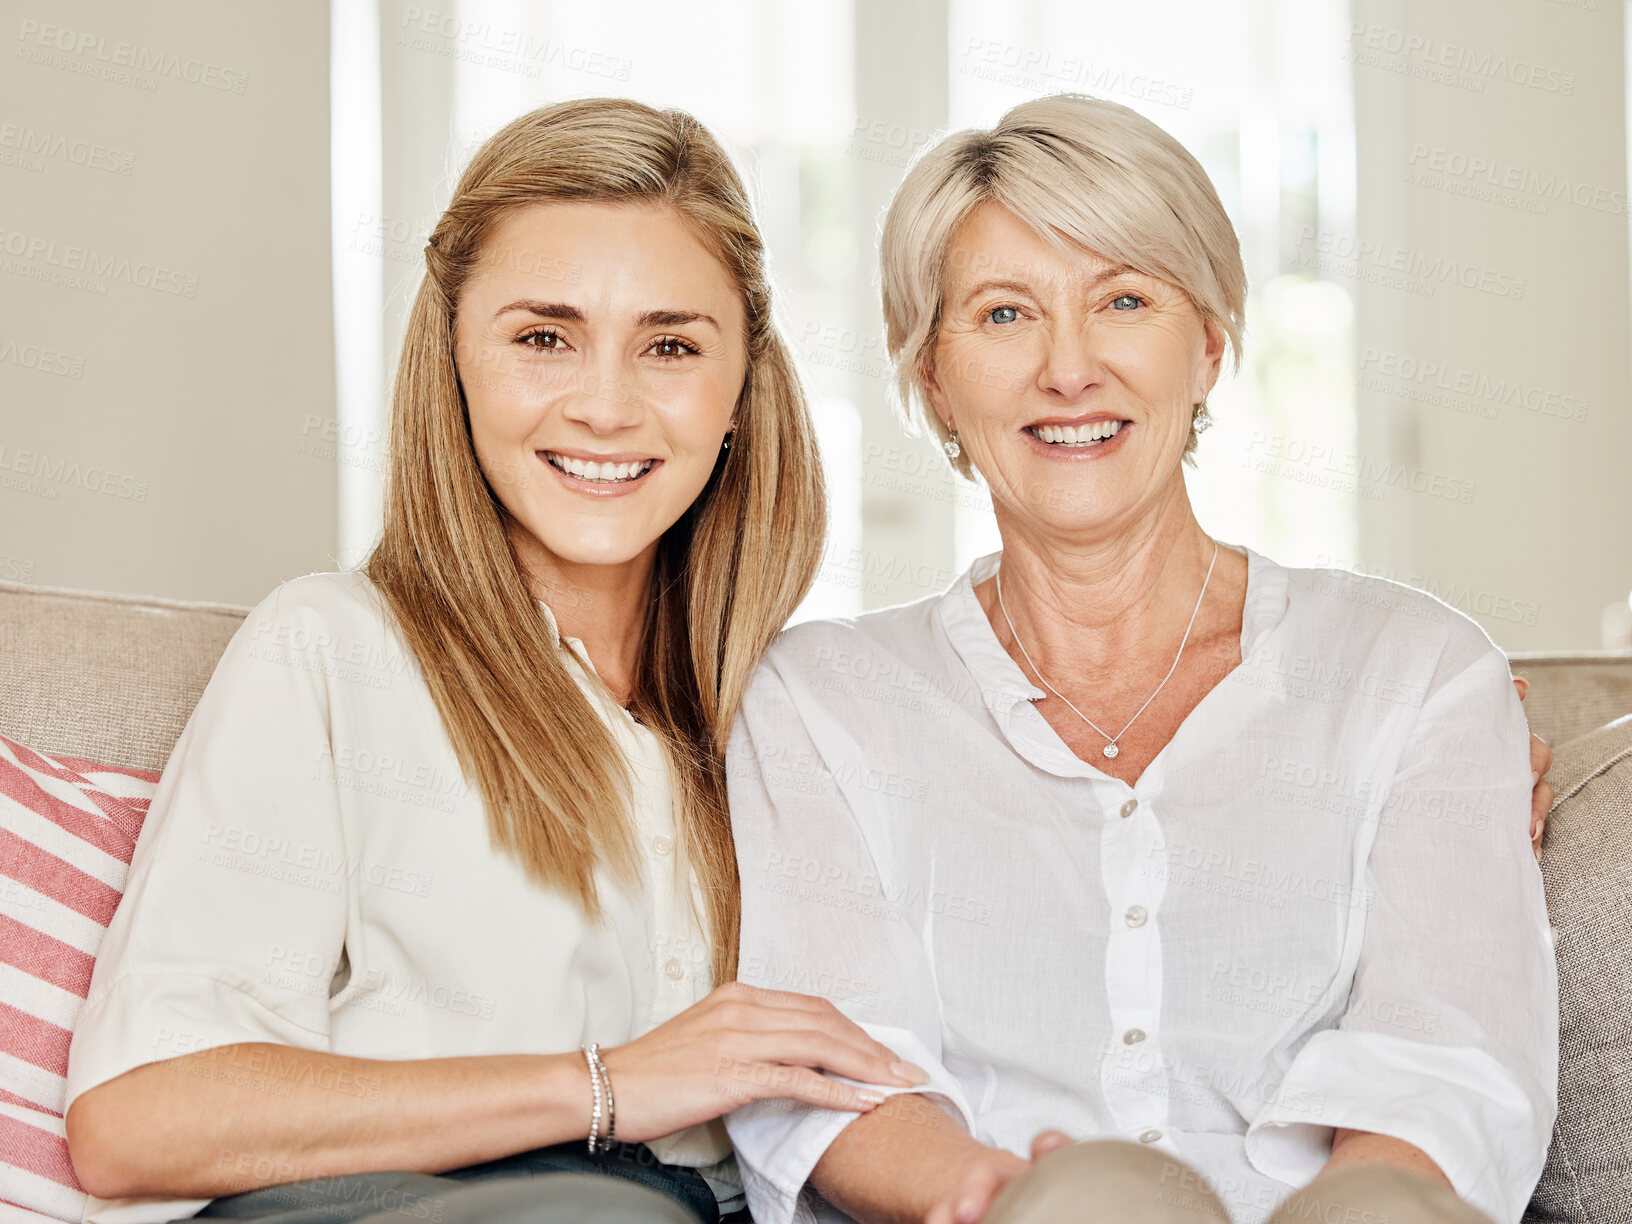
top-left (63, 99), bottom-right (919, 1224)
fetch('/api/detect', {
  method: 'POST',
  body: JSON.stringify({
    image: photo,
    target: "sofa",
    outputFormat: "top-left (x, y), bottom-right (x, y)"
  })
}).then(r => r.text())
top-left (2, 579), bottom-right (1630, 1222)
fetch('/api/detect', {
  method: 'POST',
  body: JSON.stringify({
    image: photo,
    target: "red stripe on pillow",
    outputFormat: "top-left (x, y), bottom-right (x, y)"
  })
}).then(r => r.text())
top-left (56, 781), bottom-right (146, 844)
top-left (3, 738), bottom-right (83, 778)
top-left (0, 735), bottom-right (158, 1183)
top-left (0, 829), bottom-right (123, 924)
top-left (0, 913), bottom-right (96, 997)
top-left (79, 789), bottom-right (148, 845)
top-left (0, 756), bottom-right (135, 865)
top-left (46, 752), bottom-right (160, 785)
top-left (3, 737), bottom-right (153, 843)
top-left (0, 999), bottom-right (71, 1076)
top-left (0, 1108), bottom-right (84, 1190)
top-left (0, 1084), bottom-right (55, 1113)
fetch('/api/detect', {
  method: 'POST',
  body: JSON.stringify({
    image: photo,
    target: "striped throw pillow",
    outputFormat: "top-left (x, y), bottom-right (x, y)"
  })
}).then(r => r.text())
top-left (0, 734), bottom-right (158, 1221)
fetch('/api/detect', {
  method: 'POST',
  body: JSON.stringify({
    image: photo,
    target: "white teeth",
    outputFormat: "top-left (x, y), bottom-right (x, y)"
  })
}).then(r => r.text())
top-left (546, 453), bottom-right (655, 482)
top-left (1031, 420), bottom-right (1125, 445)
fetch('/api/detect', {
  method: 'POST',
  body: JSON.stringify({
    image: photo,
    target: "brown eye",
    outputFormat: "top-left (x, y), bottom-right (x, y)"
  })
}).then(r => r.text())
top-left (648, 337), bottom-right (699, 359)
top-left (520, 329), bottom-right (566, 350)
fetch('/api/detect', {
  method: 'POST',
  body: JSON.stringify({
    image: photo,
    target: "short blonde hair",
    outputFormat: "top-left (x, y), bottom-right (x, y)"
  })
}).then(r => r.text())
top-left (880, 94), bottom-right (1247, 475)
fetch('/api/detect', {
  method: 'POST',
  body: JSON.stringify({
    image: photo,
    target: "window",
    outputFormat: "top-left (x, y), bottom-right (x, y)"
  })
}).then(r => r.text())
top-left (339, 0), bottom-right (1357, 609)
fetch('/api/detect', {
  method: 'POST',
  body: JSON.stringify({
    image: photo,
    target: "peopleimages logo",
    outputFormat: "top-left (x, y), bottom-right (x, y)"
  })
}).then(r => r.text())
top-left (960, 38), bottom-right (1195, 109)
top-left (1357, 348), bottom-right (1589, 424)
top-left (0, 445), bottom-right (149, 502)
top-left (1242, 432), bottom-right (1477, 507)
top-left (1346, 23), bottom-right (1576, 94)
top-left (0, 226), bottom-right (199, 297)
top-left (1407, 144), bottom-right (1626, 217)
top-left (1295, 227), bottom-right (1524, 300)
top-left (14, 19), bottom-right (251, 92)
top-left (0, 123), bottom-right (135, 174)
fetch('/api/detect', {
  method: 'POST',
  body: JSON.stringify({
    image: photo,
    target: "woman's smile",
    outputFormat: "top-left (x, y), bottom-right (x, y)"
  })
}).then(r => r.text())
top-left (1021, 414), bottom-right (1133, 461)
top-left (538, 447), bottom-right (664, 496)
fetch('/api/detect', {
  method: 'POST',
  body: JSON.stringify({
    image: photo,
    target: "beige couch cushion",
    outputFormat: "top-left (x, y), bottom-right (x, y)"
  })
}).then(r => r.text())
top-left (0, 580), bottom-right (248, 772)
top-left (1527, 713), bottom-right (1632, 1222)
top-left (1, 581), bottom-right (1631, 1217)
top-left (0, 580), bottom-right (1625, 772)
top-left (1511, 654), bottom-right (1632, 749)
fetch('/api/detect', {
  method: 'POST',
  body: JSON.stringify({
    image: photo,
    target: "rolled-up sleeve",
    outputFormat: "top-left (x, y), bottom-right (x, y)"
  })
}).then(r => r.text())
top-left (1245, 639), bottom-right (1559, 1223)
top-left (723, 643), bottom-right (976, 1224)
top-left (65, 581), bottom-right (352, 1112)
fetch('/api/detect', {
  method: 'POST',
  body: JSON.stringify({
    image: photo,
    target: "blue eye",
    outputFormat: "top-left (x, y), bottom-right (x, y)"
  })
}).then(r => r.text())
top-left (1111, 295), bottom-right (1143, 311)
top-left (989, 306), bottom-right (1020, 325)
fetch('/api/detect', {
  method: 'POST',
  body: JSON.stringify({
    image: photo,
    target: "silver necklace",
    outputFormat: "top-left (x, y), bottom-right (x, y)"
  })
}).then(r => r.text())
top-left (995, 540), bottom-right (1220, 761)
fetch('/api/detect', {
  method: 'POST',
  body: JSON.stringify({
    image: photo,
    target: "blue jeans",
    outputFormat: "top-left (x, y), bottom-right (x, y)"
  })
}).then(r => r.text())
top-left (191, 1141), bottom-right (725, 1224)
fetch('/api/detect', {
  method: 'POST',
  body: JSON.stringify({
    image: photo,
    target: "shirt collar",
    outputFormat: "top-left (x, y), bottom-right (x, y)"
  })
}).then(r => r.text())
top-left (936, 542), bottom-right (1290, 714)
top-left (536, 598), bottom-right (598, 677)
top-left (939, 551), bottom-right (1045, 708)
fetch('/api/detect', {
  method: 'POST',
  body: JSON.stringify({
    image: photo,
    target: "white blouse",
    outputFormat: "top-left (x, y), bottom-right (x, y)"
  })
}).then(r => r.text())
top-left (65, 571), bottom-right (737, 1224)
top-left (723, 547), bottom-right (1557, 1224)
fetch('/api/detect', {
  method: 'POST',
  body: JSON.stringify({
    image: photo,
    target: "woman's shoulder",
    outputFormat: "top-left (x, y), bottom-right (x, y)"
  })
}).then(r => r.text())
top-left (247, 568), bottom-right (384, 622)
top-left (739, 597), bottom-right (953, 726)
top-left (1273, 556), bottom-right (1506, 677)
top-left (760, 595), bottom-right (946, 676)
top-left (233, 569), bottom-right (404, 664)
top-left (735, 599), bottom-right (953, 752)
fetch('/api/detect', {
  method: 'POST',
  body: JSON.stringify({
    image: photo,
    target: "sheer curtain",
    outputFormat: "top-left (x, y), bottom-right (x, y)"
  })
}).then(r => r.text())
top-left (334, 0), bottom-right (1357, 614)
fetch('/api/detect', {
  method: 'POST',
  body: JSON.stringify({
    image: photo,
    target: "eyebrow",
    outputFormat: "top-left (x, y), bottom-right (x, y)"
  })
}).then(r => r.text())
top-left (637, 308), bottom-right (719, 330)
top-left (958, 265), bottom-right (1139, 309)
top-left (494, 300), bottom-right (584, 322)
top-left (491, 300), bottom-right (719, 330)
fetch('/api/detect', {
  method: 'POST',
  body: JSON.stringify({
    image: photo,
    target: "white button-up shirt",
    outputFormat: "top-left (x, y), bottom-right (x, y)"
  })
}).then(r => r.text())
top-left (66, 571), bottom-right (736, 1223)
top-left (724, 548), bottom-right (1556, 1224)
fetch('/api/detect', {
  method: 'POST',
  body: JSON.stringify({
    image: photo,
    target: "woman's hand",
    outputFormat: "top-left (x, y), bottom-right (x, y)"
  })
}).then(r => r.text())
top-left (1514, 677), bottom-right (1553, 860)
top-left (598, 981), bottom-right (927, 1143)
top-left (925, 1130), bottom-right (1073, 1224)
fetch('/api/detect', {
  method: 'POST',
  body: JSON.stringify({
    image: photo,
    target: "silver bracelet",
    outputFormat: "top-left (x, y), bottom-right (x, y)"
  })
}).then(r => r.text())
top-left (598, 1048), bottom-right (616, 1146)
top-left (581, 1043), bottom-right (606, 1154)
top-left (584, 1043), bottom-right (616, 1151)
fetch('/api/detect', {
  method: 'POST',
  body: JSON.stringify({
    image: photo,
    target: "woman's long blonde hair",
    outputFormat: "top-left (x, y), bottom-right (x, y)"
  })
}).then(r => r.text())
top-left (365, 98), bottom-right (825, 983)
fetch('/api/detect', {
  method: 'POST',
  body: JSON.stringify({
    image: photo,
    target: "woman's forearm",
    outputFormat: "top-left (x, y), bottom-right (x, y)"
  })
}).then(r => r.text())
top-left (66, 1043), bottom-right (590, 1200)
top-left (810, 1093), bottom-right (1000, 1224)
top-left (1323, 1128), bottom-right (1451, 1185)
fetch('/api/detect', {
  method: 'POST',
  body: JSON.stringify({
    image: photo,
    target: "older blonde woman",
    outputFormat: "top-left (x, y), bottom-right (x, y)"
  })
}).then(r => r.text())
top-left (724, 96), bottom-right (1556, 1224)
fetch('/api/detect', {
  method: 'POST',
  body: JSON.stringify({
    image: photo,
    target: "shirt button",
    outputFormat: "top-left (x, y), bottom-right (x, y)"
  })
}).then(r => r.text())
top-left (663, 958), bottom-right (685, 981)
top-left (1123, 1028), bottom-right (1146, 1045)
top-left (652, 834), bottom-right (674, 857)
top-left (1124, 905), bottom-right (1148, 928)
top-left (1120, 799), bottom-right (1139, 819)
top-left (1139, 1129), bottom-right (1163, 1144)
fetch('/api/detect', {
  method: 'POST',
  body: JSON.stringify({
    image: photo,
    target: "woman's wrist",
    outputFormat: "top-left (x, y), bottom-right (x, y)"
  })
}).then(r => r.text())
top-left (521, 1051), bottom-right (605, 1151)
top-left (812, 1093), bottom-right (996, 1224)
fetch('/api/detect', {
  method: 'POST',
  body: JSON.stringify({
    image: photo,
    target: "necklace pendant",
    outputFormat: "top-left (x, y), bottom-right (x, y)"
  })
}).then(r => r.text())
top-left (1103, 743), bottom-right (1120, 759)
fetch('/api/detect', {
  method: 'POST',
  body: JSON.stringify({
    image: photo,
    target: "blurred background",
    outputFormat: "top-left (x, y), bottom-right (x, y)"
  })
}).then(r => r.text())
top-left (0, 0), bottom-right (1628, 652)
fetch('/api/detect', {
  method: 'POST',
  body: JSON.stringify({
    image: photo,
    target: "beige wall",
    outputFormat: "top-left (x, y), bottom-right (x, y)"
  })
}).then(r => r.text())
top-left (1351, 0), bottom-right (1632, 650)
top-left (3, 0), bottom-right (1627, 645)
top-left (0, 0), bottom-right (335, 605)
